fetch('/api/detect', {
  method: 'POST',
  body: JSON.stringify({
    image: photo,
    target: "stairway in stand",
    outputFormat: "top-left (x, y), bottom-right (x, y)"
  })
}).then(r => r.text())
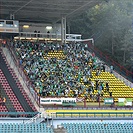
top-left (0, 50), bottom-right (34, 112)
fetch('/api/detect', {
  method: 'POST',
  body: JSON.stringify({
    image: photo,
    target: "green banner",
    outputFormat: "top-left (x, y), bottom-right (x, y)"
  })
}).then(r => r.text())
top-left (118, 98), bottom-right (132, 106)
top-left (104, 98), bottom-right (114, 105)
top-left (62, 100), bottom-right (76, 106)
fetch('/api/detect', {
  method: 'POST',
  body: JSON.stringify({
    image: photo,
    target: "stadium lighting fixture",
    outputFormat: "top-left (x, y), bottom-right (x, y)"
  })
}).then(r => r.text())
top-left (14, 24), bottom-right (18, 27)
top-left (46, 26), bottom-right (52, 30)
top-left (0, 24), bottom-right (3, 26)
top-left (23, 25), bottom-right (29, 28)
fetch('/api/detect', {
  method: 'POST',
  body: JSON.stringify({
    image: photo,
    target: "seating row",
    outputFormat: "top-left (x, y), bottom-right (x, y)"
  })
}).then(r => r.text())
top-left (0, 49), bottom-right (37, 112)
top-left (62, 122), bottom-right (133, 133)
top-left (0, 70), bottom-right (24, 112)
top-left (0, 123), bottom-right (54, 133)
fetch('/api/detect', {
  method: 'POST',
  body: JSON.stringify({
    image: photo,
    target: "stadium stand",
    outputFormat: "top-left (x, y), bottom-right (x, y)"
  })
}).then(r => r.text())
top-left (61, 122), bottom-right (133, 133)
top-left (2, 1), bottom-right (132, 133)
top-left (12, 41), bottom-right (99, 98)
top-left (10, 40), bottom-right (133, 104)
top-left (0, 48), bottom-right (37, 113)
top-left (0, 69), bottom-right (24, 112)
top-left (0, 123), bottom-right (54, 133)
top-left (91, 71), bottom-right (133, 101)
top-left (1, 34), bottom-right (133, 133)
top-left (3, 40), bottom-right (132, 133)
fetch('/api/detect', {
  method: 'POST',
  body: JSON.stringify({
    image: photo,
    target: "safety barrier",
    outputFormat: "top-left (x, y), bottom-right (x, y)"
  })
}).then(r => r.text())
top-left (23, 112), bottom-right (45, 124)
top-left (48, 112), bottom-right (133, 118)
top-left (0, 112), bottom-right (39, 117)
top-left (86, 41), bottom-right (133, 83)
top-left (4, 44), bottom-right (40, 106)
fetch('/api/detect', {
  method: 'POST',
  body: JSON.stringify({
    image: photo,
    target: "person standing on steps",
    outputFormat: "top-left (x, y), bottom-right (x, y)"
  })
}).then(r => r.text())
top-left (2, 97), bottom-right (6, 106)
top-left (110, 65), bottom-right (114, 74)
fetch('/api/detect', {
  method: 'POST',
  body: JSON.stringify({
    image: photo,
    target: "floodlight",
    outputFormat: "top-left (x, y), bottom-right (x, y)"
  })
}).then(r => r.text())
top-left (23, 25), bottom-right (29, 28)
top-left (46, 26), bottom-right (52, 30)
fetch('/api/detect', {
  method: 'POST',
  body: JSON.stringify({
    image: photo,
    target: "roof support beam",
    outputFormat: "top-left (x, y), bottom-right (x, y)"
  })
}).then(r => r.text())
top-left (61, 17), bottom-right (66, 44)
top-left (0, 5), bottom-right (74, 11)
top-left (13, 0), bottom-right (34, 14)
top-left (65, 0), bottom-right (93, 17)
top-left (0, 0), bottom-right (102, 23)
top-left (53, 0), bottom-right (95, 23)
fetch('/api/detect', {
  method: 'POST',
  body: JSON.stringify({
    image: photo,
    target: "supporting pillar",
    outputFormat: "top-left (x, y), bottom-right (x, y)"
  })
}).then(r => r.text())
top-left (131, 4), bottom-right (133, 84)
top-left (53, 23), bottom-right (57, 39)
top-left (61, 17), bottom-right (66, 45)
top-left (10, 14), bottom-right (15, 20)
top-left (67, 21), bottom-right (70, 34)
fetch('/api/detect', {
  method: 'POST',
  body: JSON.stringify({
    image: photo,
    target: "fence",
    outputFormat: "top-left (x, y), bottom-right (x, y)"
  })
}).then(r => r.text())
top-left (49, 112), bottom-right (133, 118)
top-left (16, 32), bottom-right (82, 41)
top-left (0, 112), bottom-right (38, 118)
top-left (23, 112), bottom-right (44, 124)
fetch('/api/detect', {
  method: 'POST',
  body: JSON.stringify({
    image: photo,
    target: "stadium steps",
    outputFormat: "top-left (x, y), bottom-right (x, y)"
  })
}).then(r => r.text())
top-left (0, 52), bottom-right (33, 112)
top-left (53, 128), bottom-right (67, 133)
top-left (24, 113), bottom-right (45, 124)
top-left (91, 71), bottom-right (133, 101)
top-left (0, 84), bottom-right (16, 112)
top-left (79, 70), bottom-right (133, 102)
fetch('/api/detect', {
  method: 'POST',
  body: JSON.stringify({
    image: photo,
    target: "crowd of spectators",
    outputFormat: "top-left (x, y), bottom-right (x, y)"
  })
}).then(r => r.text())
top-left (12, 40), bottom-right (109, 101)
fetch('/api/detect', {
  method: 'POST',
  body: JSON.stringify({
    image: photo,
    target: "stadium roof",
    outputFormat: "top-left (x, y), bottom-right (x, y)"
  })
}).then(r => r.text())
top-left (0, 0), bottom-right (102, 23)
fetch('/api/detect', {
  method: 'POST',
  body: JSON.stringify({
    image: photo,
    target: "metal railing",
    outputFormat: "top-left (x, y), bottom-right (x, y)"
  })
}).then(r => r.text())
top-left (15, 32), bottom-right (82, 41)
top-left (3, 45), bottom-right (40, 107)
top-left (86, 41), bottom-right (133, 85)
top-left (0, 112), bottom-right (38, 118)
top-left (23, 112), bottom-right (44, 124)
top-left (49, 112), bottom-right (133, 118)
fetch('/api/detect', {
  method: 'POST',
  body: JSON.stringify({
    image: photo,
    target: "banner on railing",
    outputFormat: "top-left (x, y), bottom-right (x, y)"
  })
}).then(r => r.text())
top-left (118, 98), bottom-right (132, 106)
top-left (40, 97), bottom-right (76, 106)
top-left (104, 98), bottom-right (114, 105)
top-left (76, 98), bottom-right (84, 102)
